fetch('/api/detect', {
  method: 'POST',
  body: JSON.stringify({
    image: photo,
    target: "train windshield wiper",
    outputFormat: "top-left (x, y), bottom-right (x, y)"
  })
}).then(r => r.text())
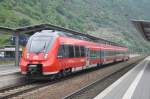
top-left (39, 42), bottom-right (47, 53)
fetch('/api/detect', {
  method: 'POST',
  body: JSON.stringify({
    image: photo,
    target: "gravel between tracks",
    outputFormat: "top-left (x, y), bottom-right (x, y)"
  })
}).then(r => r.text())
top-left (11, 56), bottom-right (145, 99)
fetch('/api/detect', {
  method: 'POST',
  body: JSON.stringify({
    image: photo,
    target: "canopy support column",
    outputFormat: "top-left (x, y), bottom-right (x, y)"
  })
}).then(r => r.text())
top-left (15, 32), bottom-right (19, 66)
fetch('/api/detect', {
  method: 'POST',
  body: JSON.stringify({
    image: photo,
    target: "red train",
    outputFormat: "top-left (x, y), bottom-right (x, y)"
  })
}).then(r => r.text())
top-left (20, 30), bottom-right (129, 79)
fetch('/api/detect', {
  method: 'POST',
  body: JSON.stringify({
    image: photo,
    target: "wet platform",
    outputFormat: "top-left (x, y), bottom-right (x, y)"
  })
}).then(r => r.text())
top-left (94, 56), bottom-right (150, 99)
top-left (0, 64), bottom-right (19, 76)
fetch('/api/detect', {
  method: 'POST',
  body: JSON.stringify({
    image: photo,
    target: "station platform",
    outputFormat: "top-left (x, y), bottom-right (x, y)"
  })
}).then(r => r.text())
top-left (0, 64), bottom-right (19, 76)
top-left (94, 56), bottom-right (150, 99)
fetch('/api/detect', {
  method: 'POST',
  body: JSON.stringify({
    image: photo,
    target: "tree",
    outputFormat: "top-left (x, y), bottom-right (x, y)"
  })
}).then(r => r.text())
top-left (18, 18), bottom-right (31, 27)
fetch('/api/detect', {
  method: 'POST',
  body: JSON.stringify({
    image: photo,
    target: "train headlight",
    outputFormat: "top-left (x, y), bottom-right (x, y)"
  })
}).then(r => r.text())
top-left (27, 53), bottom-right (29, 59)
top-left (44, 53), bottom-right (48, 59)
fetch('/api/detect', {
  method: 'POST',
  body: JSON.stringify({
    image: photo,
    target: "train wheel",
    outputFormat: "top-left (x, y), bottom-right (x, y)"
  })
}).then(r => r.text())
top-left (66, 68), bottom-right (72, 75)
top-left (62, 70), bottom-right (67, 77)
top-left (114, 59), bottom-right (116, 63)
top-left (50, 75), bottom-right (57, 80)
top-left (97, 63), bottom-right (102, 67)
top-left (97, 63), bottom-right (100, 67)
top-left (56, 71), bottom-right (63, 79)
top-left (56, 68), bottom-right (72, 79)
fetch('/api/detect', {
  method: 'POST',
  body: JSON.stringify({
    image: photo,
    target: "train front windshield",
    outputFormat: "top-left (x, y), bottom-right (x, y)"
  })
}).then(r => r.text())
top-left (27, 36), bottom-right (54, 53)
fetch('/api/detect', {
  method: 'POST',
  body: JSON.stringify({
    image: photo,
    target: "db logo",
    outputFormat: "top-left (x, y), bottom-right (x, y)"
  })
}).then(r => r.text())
top-left (33, 55), bottom-right (38, 60)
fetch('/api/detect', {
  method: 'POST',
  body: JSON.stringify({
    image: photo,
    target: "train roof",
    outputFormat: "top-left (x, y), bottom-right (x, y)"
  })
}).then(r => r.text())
top-left (32, 30), bottom-right (59, 37)
top-left (0, 24), bottom-right (127, 48)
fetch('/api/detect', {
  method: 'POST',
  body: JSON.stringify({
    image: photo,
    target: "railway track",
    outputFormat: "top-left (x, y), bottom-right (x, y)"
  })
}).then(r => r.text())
top-left (0, 77), bottom-right (71, 99)
top-left (63, 62), bottom-right (140, 99)
top-left (0, 81), bottom-right (46, 99)
top-left (0, 82), bottom-right (28, 94)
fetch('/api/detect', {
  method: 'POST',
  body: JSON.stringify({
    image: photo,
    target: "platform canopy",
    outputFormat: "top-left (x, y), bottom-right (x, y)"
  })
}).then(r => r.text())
top-left (0, 24), bottom-right (124, 46)
top-left (132, 20), bottom-right (150, 41)
top-left (0, 24), bottom-right (100, 40)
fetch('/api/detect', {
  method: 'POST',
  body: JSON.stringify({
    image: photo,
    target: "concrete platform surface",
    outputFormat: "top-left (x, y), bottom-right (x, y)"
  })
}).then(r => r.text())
top-left (94, 56), bottom-right (150, 99)
top-left (0, 64), bottom-right (19, 76)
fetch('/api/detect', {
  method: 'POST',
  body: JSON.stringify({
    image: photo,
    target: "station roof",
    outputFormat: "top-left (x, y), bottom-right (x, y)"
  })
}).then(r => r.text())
top-left (0, 24), bottom-right (99, 39)
top-left (132, 20), bottom-right (150, 41)
top-left (0, 24), bottom-right (126, 47)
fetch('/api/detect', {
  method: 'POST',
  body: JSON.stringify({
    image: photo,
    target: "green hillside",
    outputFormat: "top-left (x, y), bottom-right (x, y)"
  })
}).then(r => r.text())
top-left (0, 0), bottom-right (150, 52)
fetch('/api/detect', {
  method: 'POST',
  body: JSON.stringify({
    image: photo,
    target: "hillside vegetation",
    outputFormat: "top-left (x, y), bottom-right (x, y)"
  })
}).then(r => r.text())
top-left (0, 0), bottom-right (150, 52)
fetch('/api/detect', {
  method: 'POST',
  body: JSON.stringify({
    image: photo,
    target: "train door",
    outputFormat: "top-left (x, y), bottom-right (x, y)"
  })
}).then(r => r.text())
top-left (86, 47), bottom-right (90, 67)
top-left (99, 49), bottom-right (102, 65)
top-left (57, 44), bottom-right (69, 70)
top-left (57, 45), bottom-right (65, 69)
top-left (101, 50), bottom-right (105, 64)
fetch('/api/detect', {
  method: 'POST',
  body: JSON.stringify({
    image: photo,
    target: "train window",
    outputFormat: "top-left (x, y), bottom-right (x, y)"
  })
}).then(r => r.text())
top-left (75, 46), bottom-right (80, 57)
top-left (109, 50), bottom-right (111, 56)
top-left (57, 44), bottom-right (69, 58)
top-left (109, 51), bottom-right (111, 56)
top-left (108, 51), bottom-right (110, 56)
top-left (100, 50), bottom-right (104, 58)
top-left (57, 45), bottom-right (64, 58)
top-left (63, 45), bottom-right (69, 58)
top-left (97, 50), bottom-right (100, 58)
top-left (28, 36), bottom-right (54, 53)
top-left (68, 45), bottom-right (75, 58)
top-left (104, 50), bottom-right (107, 56)
top-left (109, 51), bottom-right (112, 56)
top-left (90, 50), bottom-right (97, 59)
top-left (90, 50), bottom-right (93, 58)
top-left (105, 50), bottom-right (110, 56)
top-left (110, 51), bottom-right (112, 56)
top-left (94, 51), bottom-right (97, 58)
top-left (80, 46), bottom-right (85, 57)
